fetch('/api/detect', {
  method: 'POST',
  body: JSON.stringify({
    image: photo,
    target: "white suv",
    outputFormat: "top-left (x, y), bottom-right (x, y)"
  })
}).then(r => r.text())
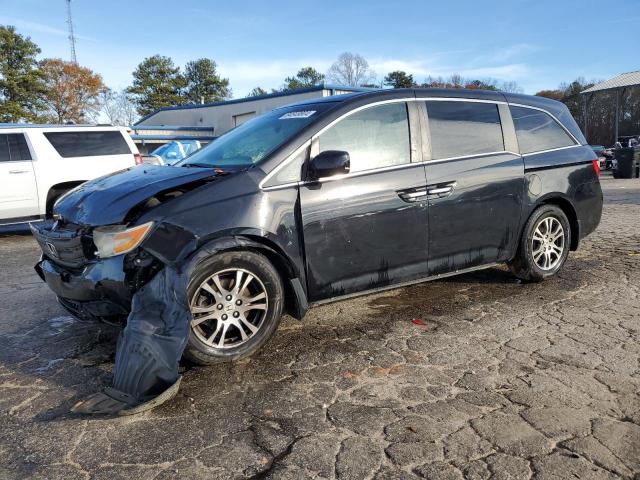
top-left (0, 125), bottom-right (141, 225)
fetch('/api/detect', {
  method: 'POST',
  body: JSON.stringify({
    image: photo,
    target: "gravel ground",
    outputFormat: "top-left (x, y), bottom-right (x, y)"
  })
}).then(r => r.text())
top-left (0, 174), bottom-right (638, 479)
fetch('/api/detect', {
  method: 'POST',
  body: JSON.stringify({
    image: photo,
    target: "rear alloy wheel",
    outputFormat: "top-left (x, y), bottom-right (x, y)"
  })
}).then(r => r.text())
top-left (509, 205), bottom-right (571, 282)
top-left (183, 251), bottom-right (284, 365)
top-left (531, 216), bottom-right (565, 271)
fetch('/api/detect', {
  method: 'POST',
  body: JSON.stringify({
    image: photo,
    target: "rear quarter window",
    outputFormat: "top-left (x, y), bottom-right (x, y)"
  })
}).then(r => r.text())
top-left (44, 131), bottom-right (131, 158)
top-left (510, 106), bottom-right (576, 154)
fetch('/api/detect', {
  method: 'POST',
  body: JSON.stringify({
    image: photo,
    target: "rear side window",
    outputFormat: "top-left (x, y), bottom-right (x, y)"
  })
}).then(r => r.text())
top-left (510, 106), bottom-right (576, 154)
top-left (426, 101), bottom-right (504, 159)
top-left (318, 102), bottom-right (410, 172)
top-left (44, 131), bottom-right (131, 158)
top-left (0, 134), bottom-right (32, 161)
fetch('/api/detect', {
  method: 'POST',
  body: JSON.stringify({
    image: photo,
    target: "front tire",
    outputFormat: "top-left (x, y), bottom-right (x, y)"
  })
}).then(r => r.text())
top-left (509, 205), bottom-right (571, 282)
top-left (183, 251), bottom-right (284, 366)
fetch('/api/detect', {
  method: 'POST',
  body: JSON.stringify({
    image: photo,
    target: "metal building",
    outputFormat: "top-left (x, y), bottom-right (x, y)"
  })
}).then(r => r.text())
top-left (132, 84), bottom-right (371, 152)
top-left (581, 70), bottom-right (640, 142)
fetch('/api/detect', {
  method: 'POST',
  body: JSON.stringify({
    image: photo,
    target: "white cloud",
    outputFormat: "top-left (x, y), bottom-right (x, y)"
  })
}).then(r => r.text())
top-left (368, 58), bottom-right (530, 83)
top-left (0, 17), bottom-right (95, 42)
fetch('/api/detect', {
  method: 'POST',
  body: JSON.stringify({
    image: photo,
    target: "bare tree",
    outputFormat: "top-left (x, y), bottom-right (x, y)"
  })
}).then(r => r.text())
top-left (448, 74), bottom-right (463, 88)
top-left (500, 81), bottom-right (524, 94)
top-left (117, 90), bottom-right (138, 125)
top-left (326, 52), bottom-right (375, 87)
top-left (100, 89), bottom-right (120, 124)
top-left (100, 88), bottom-right (138, 125)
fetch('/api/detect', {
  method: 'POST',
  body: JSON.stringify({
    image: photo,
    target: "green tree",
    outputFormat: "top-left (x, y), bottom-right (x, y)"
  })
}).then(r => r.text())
top-left (560, 78), bottom-right (594, 119)
top-left (383, 71), bottom-right (414, 88)
top-left (184, 58), bottom-right (231, 104)
top-left (536, 78), bottom-right (594, 128)
top-left (0, 26), bottom-right (47, 122)
top-left (282, 67), bottom-right (325, 91)
top-left (127, 55), bottom-right (186, 116)
top-left (248, 87), bottom-right (268, 97)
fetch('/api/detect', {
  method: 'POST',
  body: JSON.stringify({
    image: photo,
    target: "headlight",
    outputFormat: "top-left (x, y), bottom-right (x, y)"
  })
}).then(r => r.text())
top-left (93, 222), bottom-right (154, 258)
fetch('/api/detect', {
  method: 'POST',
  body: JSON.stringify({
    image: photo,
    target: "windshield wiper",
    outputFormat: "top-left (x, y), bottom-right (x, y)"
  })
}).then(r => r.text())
top-left (182, 163), bottom-right (214, 168)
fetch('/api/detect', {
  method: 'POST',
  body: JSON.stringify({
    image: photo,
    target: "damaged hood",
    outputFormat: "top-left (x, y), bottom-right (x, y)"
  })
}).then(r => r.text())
top-left (54, 165), bottom-right (218, 226)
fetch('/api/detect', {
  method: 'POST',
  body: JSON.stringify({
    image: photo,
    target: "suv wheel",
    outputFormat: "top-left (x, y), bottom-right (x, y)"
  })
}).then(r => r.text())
top-left (183, 251), bottom-right (284, 366)
top-left (509, 205), bottom-right (571, 282)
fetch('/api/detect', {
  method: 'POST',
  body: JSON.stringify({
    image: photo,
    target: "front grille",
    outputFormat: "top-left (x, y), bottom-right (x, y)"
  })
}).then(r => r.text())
top-left (31, 220), bottom-right (94, 268)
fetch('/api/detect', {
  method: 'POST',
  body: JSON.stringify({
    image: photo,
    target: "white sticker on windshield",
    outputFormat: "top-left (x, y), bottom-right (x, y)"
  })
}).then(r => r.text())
top-left (279, 110), bottom-right (316, 119)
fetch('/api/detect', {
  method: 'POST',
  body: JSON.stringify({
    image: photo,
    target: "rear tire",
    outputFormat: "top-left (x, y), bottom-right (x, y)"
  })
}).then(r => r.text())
top-left (182, 251), bottom-right (284, 366)
top-left (509, 205), bottom-right (571, 282)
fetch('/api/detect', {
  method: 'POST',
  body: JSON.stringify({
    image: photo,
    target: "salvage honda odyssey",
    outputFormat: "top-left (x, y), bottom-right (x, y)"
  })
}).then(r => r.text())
top-left (32, 89), bottom-right (603, 365)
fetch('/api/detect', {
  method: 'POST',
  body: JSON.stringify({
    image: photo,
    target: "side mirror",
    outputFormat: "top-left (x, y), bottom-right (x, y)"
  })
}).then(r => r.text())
top-left (309, 150), bottom-right (350, 180)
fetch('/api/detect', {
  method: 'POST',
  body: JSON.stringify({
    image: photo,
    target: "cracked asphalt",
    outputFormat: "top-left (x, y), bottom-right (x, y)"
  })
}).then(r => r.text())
top-left (1, 174), bottom-right (639, 479)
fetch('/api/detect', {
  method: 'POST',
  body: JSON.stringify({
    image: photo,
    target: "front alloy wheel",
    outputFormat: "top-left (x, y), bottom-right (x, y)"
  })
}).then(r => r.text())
top-left (183, 251), bottom-right (284, 365)
top-left (190, 268), bottom-right (268, 349)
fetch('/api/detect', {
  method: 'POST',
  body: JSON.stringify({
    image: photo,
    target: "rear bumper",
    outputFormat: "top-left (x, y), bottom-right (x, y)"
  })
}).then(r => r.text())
top-left (35, 255), bottom-right (131, 319)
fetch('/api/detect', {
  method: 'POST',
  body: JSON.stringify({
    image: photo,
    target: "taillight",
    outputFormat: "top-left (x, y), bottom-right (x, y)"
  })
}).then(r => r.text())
top-left (134, 153), bottom-right (143, 165)
top-left (592, 159), bottom-right (600, 177)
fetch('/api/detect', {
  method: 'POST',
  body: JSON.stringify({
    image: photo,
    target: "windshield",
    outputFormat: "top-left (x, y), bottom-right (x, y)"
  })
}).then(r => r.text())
top-left (178, 103), bottom-right (331, 168)
top-left (153, 141), bottom-right (202, 165)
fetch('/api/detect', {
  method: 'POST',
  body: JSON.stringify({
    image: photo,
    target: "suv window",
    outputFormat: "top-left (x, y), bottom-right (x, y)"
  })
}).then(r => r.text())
top-left (426, 101), bottom-right (504, 159)
top-left (44, 131), bottom-right (130, 158)
top-left (317, 102), bottom-right (410, 173)
top-left (510, 106), bottom-right (576, 154)
top-left (0, 134), bottom-right (32, 162)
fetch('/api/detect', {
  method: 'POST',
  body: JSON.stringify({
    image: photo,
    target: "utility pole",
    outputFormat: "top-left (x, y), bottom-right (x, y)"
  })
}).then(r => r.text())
top-left (66, 0), bottom-right (77, 64)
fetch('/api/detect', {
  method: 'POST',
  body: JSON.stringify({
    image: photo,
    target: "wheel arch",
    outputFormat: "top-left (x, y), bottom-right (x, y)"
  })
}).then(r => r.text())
top-left (184, 234), bottom-right (308, 320)
top-left (46, 181), bottom-right (86, 217)
top-left (534, 194), bottom-right (580, 251)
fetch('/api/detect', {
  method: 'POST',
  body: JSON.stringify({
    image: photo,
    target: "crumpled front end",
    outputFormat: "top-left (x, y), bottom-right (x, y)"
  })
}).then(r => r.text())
top-left (31, 219), bottom-right (162, 322)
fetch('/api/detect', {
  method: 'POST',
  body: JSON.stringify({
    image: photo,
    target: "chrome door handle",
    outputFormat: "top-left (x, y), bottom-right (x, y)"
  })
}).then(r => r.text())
top-left (9, 169), bottom-right (29, 174)
top-left (427, 182), bottom-right (457, 197)
top-left (427, 186), bottom-right (452, 195)
top-left (397, 186), bottom-right (427, 203)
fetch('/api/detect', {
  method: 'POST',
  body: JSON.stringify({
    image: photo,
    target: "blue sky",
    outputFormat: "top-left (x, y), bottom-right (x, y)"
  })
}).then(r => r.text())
top-left (1, 0), bottom-right (638, 97)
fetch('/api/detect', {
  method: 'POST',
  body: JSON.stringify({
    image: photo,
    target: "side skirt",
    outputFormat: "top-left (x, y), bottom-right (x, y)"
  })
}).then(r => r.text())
top-left (0, 214), bottom-right (44, 226)
top-left (309, 262), bottom-right (500, 307)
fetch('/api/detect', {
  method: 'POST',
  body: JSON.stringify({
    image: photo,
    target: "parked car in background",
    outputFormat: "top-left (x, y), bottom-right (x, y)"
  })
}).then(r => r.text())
top-left (142, 140), bottom-right (202, 165)
top-left (618, 135), bottom-right (639, 147)
top-left (590, 144), bottom-right (615, 170)
top-left (32, 89), bottom-right (602, 365)
top-left (0, 125), bottom-right (141, 226)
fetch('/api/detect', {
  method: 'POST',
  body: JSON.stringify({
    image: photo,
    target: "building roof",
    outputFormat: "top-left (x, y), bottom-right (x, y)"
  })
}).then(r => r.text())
top-left (130, 125), bottom-right (216, 143)
top-left (134, 83), bottom-right (375, 125)
top-left (582, 70), bottom-right (640, 94)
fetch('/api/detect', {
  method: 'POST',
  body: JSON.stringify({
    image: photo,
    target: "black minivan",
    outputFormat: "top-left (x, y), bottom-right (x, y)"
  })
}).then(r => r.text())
top-left (32, 88), bottom-right (603, 365)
